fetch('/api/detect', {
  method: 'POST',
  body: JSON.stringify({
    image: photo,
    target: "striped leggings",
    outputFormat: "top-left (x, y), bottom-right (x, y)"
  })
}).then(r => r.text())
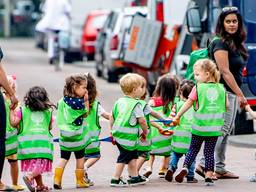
top-left (183, 134), bottom-right (218, 172)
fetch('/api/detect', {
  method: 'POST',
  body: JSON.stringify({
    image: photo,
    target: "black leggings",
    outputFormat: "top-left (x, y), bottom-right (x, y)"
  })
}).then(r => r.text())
top-left (0, 92), bottom-right (6, 179)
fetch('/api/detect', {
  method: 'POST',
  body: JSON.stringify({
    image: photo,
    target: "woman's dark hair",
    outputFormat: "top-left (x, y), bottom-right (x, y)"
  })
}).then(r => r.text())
top-left (179, 79), bottom-right (195, 99)
top-left (24, 86), bottom-right (55, 111)
top-left (215, 8), bottom-right (248, 60)
top-left (63, 73), bottom-right (87, 97)
top-left (153, 74), bottom-right (176, 114)
top-left (86, 73), bottom-right (97, 111)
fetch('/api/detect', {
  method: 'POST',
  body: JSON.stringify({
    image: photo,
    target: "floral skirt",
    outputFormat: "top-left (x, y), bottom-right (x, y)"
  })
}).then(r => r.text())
top-left (21, 158), bottom-right (52, 175)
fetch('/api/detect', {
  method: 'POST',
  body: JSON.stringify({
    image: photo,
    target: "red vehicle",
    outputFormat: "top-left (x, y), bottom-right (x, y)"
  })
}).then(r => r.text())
top-left (80, 10), bottom-right (109, 60)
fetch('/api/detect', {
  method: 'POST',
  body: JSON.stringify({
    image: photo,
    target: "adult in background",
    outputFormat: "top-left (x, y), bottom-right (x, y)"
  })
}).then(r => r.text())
top-left (196, 6), bottom-right (248, 179)
top-left (0, 47), bottom-right (18, 191)
top-left (35, 0), bottom-right (71, 64)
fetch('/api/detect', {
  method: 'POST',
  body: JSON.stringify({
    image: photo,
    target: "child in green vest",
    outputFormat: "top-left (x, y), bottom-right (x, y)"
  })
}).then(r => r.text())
top-left (2, 75), bottom-right (24, 191)
top-left (165, 79), bottom-right (198, 183)
top-left (54, 73), bottom-right (90, 189)
top-left (136, 75), bottom-right (171, 177)
top-left (173, 59), bottom-right (228, 186)
top-left (9, 86), bottom-right (55, 192)
top-left (110, 73), bottom-right (148, 187)
top-left (83, 73), bottom-right (110, 186)
top-left (144, 73), bottom-right (177, 178)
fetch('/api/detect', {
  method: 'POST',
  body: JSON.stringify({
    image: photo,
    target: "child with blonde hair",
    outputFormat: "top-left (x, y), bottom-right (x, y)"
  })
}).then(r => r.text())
top-left (3, 75), bottom-right (24, 191)
top-left (54, 73), bottom-right (90, 189)
top-left (173, 59), bottom-right (228, 186)
top-left (10, 86), bottom-right (55, 192)
top-left (110, 73), bottom-right (148, 187)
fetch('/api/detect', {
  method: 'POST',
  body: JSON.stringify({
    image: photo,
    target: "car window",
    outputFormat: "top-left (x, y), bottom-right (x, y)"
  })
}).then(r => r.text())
top-left (109, 12), bottom-right (119, 31)
top-left (122, 15), bottom-right (133, 31)
top-left (93, 14), bottom-right (108, 29)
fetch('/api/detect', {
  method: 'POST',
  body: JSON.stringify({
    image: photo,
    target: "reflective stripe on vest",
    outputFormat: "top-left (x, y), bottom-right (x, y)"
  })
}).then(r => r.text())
top-left (115, 138), bottom-right (137, 147)
top-left (192, 125), bottom-right (222, 132)
top-left (18, 147), bottom-right (53, 155)
top-left (18, 135), bottom-right (53, 143)
top-left (152, 135), bottom-right (172, 143)
top-left (138, 139), bottom-right (151, 147)
top-left (194, 113), bottom-right (224, 120)
top-left (174, 130), bottom-right (191, 138)
top-left (86, 141), bottom-right (100, 149)
top-left (151, 146), bottom-right (171, 155)
top-left (60, 126), bottom-right (83, 137)
top-left (6, 129), bottom-right (18, 139)
top-left (60, 139), bottom-right (85, 148)
top-left (6, 142), bottom-right (18, 151)
top-left (172, 142), bottom-right (190, 149)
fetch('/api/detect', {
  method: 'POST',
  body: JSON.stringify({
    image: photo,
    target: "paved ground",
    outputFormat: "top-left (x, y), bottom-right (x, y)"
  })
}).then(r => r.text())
top-left (1, 38), bottom-right (256, 192)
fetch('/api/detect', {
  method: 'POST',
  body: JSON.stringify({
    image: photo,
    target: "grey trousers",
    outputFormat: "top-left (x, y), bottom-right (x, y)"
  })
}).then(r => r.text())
top-left (199, 92), bottom-right (238, 173)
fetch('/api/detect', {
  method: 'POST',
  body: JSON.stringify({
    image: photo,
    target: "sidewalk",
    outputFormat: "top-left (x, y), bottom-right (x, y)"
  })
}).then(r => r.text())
top-left (229, 133), bottom-right (256, 148)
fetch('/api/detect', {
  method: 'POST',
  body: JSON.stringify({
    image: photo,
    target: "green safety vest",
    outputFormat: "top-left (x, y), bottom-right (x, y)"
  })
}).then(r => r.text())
top-left (150, 103), bottom-right (173, 156)
top-left (137, 100), bottom-right (151, 152)
top-left (112, 97), bottom-right (141, 151)
top-left (5, 100), bottom-right (18, 157)
top-left (57, 98), bottom-right (87, 151)
top-left (192, 83), bottom-right (226, 136)
top-left (171, 100), bottom-right (193, 154)
top-left (17, 106), bottom-right (53, 160)
top-left (84, 101), bottom-right (101, 154)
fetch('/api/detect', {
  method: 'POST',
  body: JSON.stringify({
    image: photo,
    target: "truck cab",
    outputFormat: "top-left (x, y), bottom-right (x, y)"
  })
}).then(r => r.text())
top-left (185, 0), bottom-right (256, 134)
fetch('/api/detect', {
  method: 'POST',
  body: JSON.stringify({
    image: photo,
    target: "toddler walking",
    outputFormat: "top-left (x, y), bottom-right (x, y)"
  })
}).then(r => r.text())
top-left (3, 75), bottom-right (24, 191)
top-left (54, 73), bottom-right (90, 189)
top-left (110, 73), bottom-right (148, 187)
top-left (173, 59), bottom-right (228, 186)
top-left (165, 79), bottom-right (197, 183)
top-left (10, 86), bottom-right (55, 191)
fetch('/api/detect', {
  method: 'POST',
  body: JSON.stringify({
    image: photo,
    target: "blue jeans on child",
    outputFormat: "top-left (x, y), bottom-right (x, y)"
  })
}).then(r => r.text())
top-left (170, 151), bottom-right (195, 178)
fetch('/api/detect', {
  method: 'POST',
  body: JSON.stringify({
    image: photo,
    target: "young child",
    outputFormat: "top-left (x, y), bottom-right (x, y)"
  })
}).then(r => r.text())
top-left (136, 75), bottom-right (169, 177)
top-left (83, 73), bottom-right (110, 185)
top-left (10, 86), bottom-right (55, 192)
top-left (173, 59), bottom-right (228, 186)
top-left (110, 73), bottom-right (148, 187)
top-left (144, 74), bottom-right (177, 178)
top-left (3, 75), bottom-right (24, 191)
top-left (54, 73), bottom-right (90, 189)
top-left (165, 79), bottom-right (198, 183)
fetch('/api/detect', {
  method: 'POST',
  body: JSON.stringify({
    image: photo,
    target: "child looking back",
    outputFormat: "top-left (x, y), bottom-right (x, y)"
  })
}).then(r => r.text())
top-left (173, 59), bottom-right (228, 186)
top-left (54, 73), bottom-right (90, 189)
top-left (110, 73), bottom-right (148, 187)
top-left (10, 86), bottom-right (55, 192)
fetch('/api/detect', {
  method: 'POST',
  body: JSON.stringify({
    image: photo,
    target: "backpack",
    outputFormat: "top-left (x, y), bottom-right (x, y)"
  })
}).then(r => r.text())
top-left (185, 36), bottom-right (220, 82)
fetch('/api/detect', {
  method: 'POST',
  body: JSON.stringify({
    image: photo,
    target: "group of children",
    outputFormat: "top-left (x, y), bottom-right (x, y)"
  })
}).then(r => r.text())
top-left (3, 58), bottom-right (256, 191)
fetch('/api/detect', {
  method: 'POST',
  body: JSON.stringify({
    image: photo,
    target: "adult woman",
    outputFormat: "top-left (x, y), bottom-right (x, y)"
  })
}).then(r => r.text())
top-left (0, 47), bottom-right (18, 191)
top-left (196, 6), bottom-right (248, 179)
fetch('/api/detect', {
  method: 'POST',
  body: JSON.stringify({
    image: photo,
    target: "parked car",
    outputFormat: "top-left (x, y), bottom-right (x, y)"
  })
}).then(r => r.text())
top-left (80, 10), bottom-right (109, 61)
top-left (11, 0), bottom-right (40, 36)
top-left (96, 6), bottom-right (148, 82)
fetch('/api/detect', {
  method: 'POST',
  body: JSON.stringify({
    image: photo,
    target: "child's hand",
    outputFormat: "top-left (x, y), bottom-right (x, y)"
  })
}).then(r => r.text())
top-left (140, 133), bottom-right (146, 142)
top-left (110, 134), bottom-right (116, 145)
top-left (251, 111), bottom-right (256, 119)
top-left (172, 117), bottom-right (180, 126)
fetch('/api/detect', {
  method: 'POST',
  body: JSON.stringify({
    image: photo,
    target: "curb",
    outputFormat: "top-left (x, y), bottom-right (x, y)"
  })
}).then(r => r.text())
top-left (228, 134), bottom-right (256, 148)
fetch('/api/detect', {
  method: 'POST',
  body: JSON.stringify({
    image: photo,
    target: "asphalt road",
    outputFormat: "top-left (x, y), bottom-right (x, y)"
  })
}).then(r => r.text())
top-left (1, 38), bottom-right (256, 192)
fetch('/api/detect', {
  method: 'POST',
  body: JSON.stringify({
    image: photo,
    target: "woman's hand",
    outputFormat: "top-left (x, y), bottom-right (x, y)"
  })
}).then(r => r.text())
top-left (238, 95), bottom-right (247, 109)
top-left (10, 94), bottom-right (18, 110)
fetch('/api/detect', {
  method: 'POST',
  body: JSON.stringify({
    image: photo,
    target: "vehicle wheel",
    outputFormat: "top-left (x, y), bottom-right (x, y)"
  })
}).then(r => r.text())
top-left (96, 62), bottom-right (102, 77)
top-left (107, 69), bottom-right (118, 83)
top-left (234, 110), bottom-right (254, 135)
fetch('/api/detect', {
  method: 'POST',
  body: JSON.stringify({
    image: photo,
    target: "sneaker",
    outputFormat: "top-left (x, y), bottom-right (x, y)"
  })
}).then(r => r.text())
top-left (12, 184), bottom-right (25, 191)
top-left (84, 173), bottom-right (94, 186)
top-left (165, 169), bottom-right (174, 182)
top-left (110, 178), bottom-right (127, 187)
top-left (158, 168), bottom-right (167, 178)
top-left (175, 168), bottom-right (188, 183)
top-left (128, 176), bottom-right (147, 186)
top-left (187, 177), bottom-right (198, 183)
top-left (205, 177), bottom-right (214, 186)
